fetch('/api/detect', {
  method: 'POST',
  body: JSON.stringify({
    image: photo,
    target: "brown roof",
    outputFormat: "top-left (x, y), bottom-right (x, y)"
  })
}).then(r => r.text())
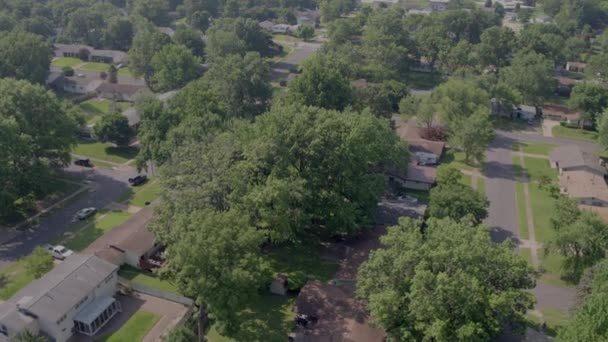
top-left (351, 79), bottom-right (369, 88)
top-left (295, 281), bottom-right (385, 341)
top-left (567, 62), bottom-right (587, 69)
top-left (542, 105), bottom-right (580, 121)
top-left (408, 139), bottom-right (445, 157)
top-left (550, 145), bottom-right (604, 175)
top-left (559, 170), bottom-right (608, 203)
top-left (96, 82), bottom-right (147, 96)
top-left (556, 76), bottom-right (577, 86)
top-left (406, 163), bottom-right (437, 184)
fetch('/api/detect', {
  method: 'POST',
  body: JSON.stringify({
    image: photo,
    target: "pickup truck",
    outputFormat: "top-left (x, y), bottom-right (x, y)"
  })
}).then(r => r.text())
top-left (43, 244), bottom-right (74, 260)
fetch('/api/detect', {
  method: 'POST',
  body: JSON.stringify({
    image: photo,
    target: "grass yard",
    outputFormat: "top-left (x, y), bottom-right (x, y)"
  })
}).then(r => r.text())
top-left (206, 294), bottom-right (295, 342)
top-left (519, 248), bottom-right (533, 266)
top-left (271, 41), bottom-right (295, 62)
top-left (120, 180), bottom-right (161, 208)
top-left (540, 251), bottom-right (577, 287)
top-left (79, 62), bottom-right (111, 72)
top-left (515, 182), bottom-right (529, 240)
top-left (552, 125), bottom-right (598, 142)
top-left (273, 34), bottom-right (303, 43)
top-left (98, 310), bottom-right (160, 342)
top-left (64, 210), bottom-right (132, 251)
top-left (526, 308), bottom-right (569, 337)
top-left (512, 141), bottom-right (557, 156)
top-left (51, 57), bottom-right (82, 68)
top-left (524, 157), bottom-right (557, 243)
top-left (477, 176), bottom-right (486, 195)
top-left (79, 99), bottom-right (130, 124)
top-left (405, 71), bottom-right (443, 90)
top-left (491, 117), bottom-right (529, 132)
top-left (118, 265), bottom-right (179, 294)
top-left (460, 174), bottom-right (472, 187)
top-left (403, 189), bottom-right (430, 202)
top-left (117, 67), bottom-right (134, 77)
top-left (0, 261), bottom-right (34, 300)
top-left (440, 148), bottom-right (481, 171)
top-left (73, 141), bottom-right (139, 164)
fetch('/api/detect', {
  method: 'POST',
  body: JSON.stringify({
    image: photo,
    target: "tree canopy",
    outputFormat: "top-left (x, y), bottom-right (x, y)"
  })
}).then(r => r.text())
top-left (150, 44), bottom-right (200, 92)
top-left (0, 30), bottom-right (51, 84)
top-left (94, 112), bottom-right (133, 146)
top-left (357, 217), bottom-right (535, 341)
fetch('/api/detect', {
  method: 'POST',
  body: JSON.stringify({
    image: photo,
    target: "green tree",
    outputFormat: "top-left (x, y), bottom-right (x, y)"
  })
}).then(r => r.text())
top-left (518, 24), bottom-right (565, 65)
top-left (10, 330), bottom-right (47, 342)
top-left (205, 18), bottom-right (271, 62)
top-left (102, 16), bottom-right (134, 51)
top-left (568, 82), bottom-right (608, 126)
top-left (128, 24), bottom-right (172, 80)
top-left (108, 65), bottom-right (118, 84)
top-left (501, 51), bottom-right (556, 106)
top-left (478, 26), bottom-right (516, 68)
top-left (24, 247), bottom-right (54, 279)
top-left (357, 217), bottom-right (536, 341)
top-left (187, 10), bottom-right (210, 32)
top-left (598, 111), bottom-right (608, 149)
top-left (0, 30), bottom-right (51, 84)
top-left (296, 25), bottom-right (315, 40)
top-left (327, 18), bottom-right (360, 46)
top-left (289, 53), bottom-right (352, 110)
top-left (132, 0), bottom-right (170, 26)
top-left (438, 40), bottom-right (476, 74)
top-left (163, 325), bottom-right (196, 342)
top-left (0, 79), bottom-right (77, 222)
top-left (204, 52), bottom-right (271, 118)
top-left (558, 259), bottom-right (608, 341)
top-left (173, 25), bottom-right (205, 57)
top-left (94, 112), bottom-right (133, 146)
top-left (150, 44), bottom-right (200, 92)
top-left (587, 52), bottom-right (608, 82)
top-left (429, 167), bottom-right (489, 223)
top-left (352, 84), bottom-right (394, 118)
top-left (451, 108), bottom-right (495, 163)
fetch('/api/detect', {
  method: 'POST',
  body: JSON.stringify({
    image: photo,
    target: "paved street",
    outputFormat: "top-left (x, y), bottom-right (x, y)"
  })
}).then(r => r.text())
top-left (271, 40), bottom-right (321, 81)
top-left (484, 130), bottom-right (583, 325)
top-left (0, 164), bottom-right (135, 270)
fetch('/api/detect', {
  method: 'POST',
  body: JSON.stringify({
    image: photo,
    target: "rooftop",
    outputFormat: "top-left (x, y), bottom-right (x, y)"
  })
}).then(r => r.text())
top-left (408, 139), bottom-right (445, 157)
top-left (6, 255), bottom-right (117, 324)
top-left (550, 145), bottom-right (604, 175)
top-left (559, 169), bottom-right (608, 203)
top-left (96, 82), bottom-right (147, 96)
top-left (542, 104), bottom-right (581, 121)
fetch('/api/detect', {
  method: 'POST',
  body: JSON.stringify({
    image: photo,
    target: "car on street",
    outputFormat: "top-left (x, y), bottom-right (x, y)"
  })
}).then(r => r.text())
top-left (128, 174), bottom-right (148, 186)
top-left (74, 158), bottom-right (92, 167)
top-left (43, 244), bottom-right (74, 260)
top-left (76, 207), bottom-right (96, 220)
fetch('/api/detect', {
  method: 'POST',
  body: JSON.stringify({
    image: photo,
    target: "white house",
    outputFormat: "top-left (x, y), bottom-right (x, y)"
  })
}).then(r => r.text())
top-left (429, 0), bottom-right (450, 11)
top-left (0, 255), bottom-right (120, 342)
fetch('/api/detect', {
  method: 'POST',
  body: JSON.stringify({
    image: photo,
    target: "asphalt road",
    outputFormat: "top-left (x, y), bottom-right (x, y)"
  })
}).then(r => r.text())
top-left (271, 41), bottom-right (322, 81)
top-left (0, 164), bottom-right (135, 270)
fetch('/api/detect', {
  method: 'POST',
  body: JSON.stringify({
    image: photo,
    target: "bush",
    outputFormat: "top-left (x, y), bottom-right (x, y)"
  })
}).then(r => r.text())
top-left (62, 66), bottom-right (74, 77)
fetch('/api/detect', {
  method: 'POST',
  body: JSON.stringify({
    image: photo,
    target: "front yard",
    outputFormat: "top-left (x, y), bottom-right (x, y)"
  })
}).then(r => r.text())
top-left (51, 57), bottom-right (82, 68)
top-left (512, 141), bottom-right (557, 156)
top-left (63, 210), bottom-right (132, 251)
top-left (118, 265), bottom-right (179, 295)
top-left (80, 62), bottom-right (111, 72)
top-left (98, 310), bottom-right (160, 342)
top-left (0, 261), bottom-right (34, 300)
top-left (79, 99), bottom-right (130, 124)
top-left (73, 141), bottom-right (139, 164)
top-left (552, 125), bottom-right (598, 142)
top-left (120, 180), bottom-right (161, 208)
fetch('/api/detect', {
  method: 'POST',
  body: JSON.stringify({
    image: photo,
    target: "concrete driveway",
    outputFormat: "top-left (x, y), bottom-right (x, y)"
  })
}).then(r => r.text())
top-left (0, 163), bottom-right (135, 270)
top-left (541, 119), bottom-right (560, 137)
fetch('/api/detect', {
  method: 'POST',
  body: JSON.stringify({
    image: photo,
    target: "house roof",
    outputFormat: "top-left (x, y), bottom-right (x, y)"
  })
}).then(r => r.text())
top-left (559, 170), bottom-right (608, 202)
top-left (556, 76), bottom-right (578, 86)
top-left (0, 303), bottom-right (34, 334)
top-left (158, 27), bottom-right (175, 37)
top-left (408, 139), bottom-right (445, 157)
top-left (60, 76), bottom-right (104, 92)
top-left (542, 105), bottom-right (581, 121)
top-left (115, 211), bottom-right (156, 256)
top-left (7, 255), bottom-right (117, 323)
top-left (259, 21), bottom-right (274, 30)
top-left (351, 78), bottom-right (369, 88)
top-left (53, 44), bottom-right (127, 61)
top-left (550, 145), bottom-right (604, 175)
top-left (567, 61), bottom-right (587, 69)
top-left (96, 82), bottom-right (147, 97)
top-left (405, 163), bottom-right (437, 184)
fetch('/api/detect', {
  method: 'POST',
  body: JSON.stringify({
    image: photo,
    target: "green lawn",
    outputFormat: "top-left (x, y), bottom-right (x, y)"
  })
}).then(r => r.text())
top-left (524, 157), bottom-right (557, 243)
top-left (552, 125), bottom-right (598, 142)
top-left (405, 71), bottom-right (443, 89)
top-left (491, 116), bottom-right (529, 132)
top-left (540, 251), bottom-right (577, 287)
top-left (513, 141), bottom-right (557, 156)
top-left (79, 62), bottom-right (111, 72)
top-left (51, 57), bottom-right (82, 68)
top-left (477, 176), bottom-right (486, 195)
top-left (98, 310), bottom-right (160, 342)
top-left (118, 265), bottom-right (180, 294)
top-left (64, 210), bottom-right (132, 251)
top-left (79, 99), bottom-right (130, 124)
top-left (206, 294), bottom-right (295, 342)
top-left (273, 34), bottom-right (302, 43)
top-left (515, 182), bottom-right (529, 240)
top-left (117, 67), bottom-right (134, 77)
top-left (440, 148), bottom-right (481, 171)
top-left (0, 261), bottom-right (34, 300)
top-left (271, 41), bottom-right (295, 63)
top-left (461, 174), bottom-right (472, 187)
top-left (120, 181), bottom-right (161, 208)
top-left (73, 141), bottom-right (139, 164)
top-left (526, 308), bottom-right (569, 337)
top-left (403, 189), bottom-right (430, 202)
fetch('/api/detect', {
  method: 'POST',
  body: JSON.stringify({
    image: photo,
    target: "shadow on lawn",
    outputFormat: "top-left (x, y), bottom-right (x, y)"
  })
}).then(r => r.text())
top-left (77, 140), bottom-right (139, 160)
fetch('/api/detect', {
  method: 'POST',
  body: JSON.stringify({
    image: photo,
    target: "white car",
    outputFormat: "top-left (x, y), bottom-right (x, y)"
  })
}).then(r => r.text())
top-left (43, 244), bottom-right (74, 260)
top-left (76, 207), bottom-right (97, 220)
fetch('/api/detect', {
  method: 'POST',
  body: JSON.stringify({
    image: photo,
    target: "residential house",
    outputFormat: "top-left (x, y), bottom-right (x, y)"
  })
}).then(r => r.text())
top-left (409, 139), bottom-right (445, 166)
top-left (53, 44), bottom-right (127, 64)
top-left (408, 8), bottom-right (432, 15)
top-left (158, 27), bottom-right (175, 37)
top-left (48, 74), bottom-right (103, 94)
top-left (566, 61), bottom-right (587, 73)
top-left (120, 90), bottom-right (178, 127)
top-left (556, 76), bottom-right (577, 96)
top-left (92, 206), bottom-right (164, 271)
top-left (532, 15), bottom-right (552, 24)
top-left (550, 146), bottom-right (608, 207)
top-left (430, 0), bottom-right (451, 12)
top-left (295, 9), bottom-right (320, 27)
top-left (490, 99), bottom-right (537, 120)
top-left (0, 255), bottom-right (120, 342)
top-left (360, 0), bottom-right (400, 8)
top-left (541, 105), bottom-right (582, 125)
top-left (96, 82), bottom-right (148, 103)
top-left (258, 20), bottom-right (275, 31)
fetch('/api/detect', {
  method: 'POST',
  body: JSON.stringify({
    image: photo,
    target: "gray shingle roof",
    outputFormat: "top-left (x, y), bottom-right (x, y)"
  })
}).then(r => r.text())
top-left (8, 255), bottom-right (117, 323)
top-left (550, 145), bottom-right (605, 175)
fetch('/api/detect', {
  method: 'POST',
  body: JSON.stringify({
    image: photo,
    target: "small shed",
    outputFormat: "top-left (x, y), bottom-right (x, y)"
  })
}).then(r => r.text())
top-left (269, 274), bottom-right (288, 296)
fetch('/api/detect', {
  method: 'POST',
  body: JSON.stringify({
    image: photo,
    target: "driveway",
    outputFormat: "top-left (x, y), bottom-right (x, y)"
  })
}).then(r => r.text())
top-left (271, 41), bottom-right (321, 81)
top-left (0, 164), bottom-right (135, 270)
top-left (541, 119), bottom-right (560, 137)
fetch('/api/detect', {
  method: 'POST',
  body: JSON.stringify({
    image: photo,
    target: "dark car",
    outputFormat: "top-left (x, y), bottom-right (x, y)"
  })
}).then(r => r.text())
top-left (74, 158), bottom-right (92, 167)
top-left (128, 174), bottom-right (148, 186)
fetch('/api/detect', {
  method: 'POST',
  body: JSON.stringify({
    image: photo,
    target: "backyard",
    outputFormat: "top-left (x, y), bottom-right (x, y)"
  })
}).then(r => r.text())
top-left (118, 265), bottom-right (179, 295)
top-left (512, 141), bottom-right (557, 156)
top-left (120, 180), bottom-right (161, 208)
top-left (98, 310), bottom-right (160, 342)
top-left (79, 99), bottom-right (130, 124)
top-left (73, 141), bottom-right (139, 164)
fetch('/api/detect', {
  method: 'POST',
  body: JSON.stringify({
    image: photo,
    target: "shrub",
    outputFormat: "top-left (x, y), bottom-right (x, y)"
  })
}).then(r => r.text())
top-left (62, 66), bottom-right (74, 77)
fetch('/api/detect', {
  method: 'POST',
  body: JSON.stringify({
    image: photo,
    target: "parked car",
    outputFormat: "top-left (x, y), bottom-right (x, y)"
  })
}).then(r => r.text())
top-left (128, 174), bottom-right (148, 186)
top-left (43, 244), bottom-right (74, 260)
top-left (74, 158), bottom-right (92, 167)
top-left (76, 207), bottom-right (96, 220)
